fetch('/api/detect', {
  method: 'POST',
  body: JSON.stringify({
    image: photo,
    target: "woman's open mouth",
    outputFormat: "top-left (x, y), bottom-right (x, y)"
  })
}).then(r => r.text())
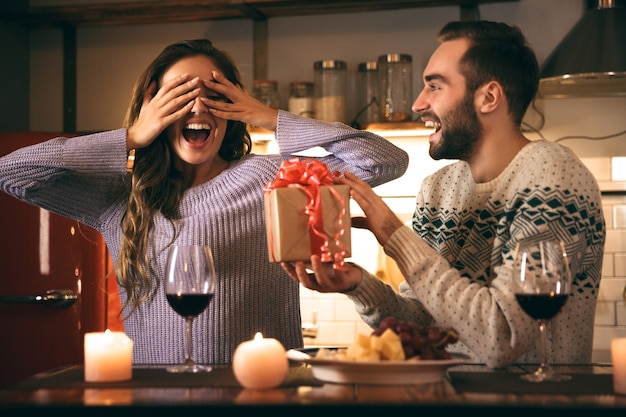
top-left (183, 123), bottom-right (211, 143)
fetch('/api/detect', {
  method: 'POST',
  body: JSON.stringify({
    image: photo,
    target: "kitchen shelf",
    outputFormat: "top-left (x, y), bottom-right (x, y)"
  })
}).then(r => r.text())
top-left (3, 0), bottom-right (519, 28)
top-left (1, 0), bottom-right (518, 133)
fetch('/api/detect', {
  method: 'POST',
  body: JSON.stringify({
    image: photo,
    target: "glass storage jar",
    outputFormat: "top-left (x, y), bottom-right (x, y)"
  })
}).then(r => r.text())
top-left (288, 81), bottom-right (315, 118)
top-left (378, 53), bottom-right (412, 122)
top-left (355, 61), bottom-right (380, 126)
top-left (253, 79), bottom-right (280, 110)
top-left (313, 60), bottom-right (347, 123)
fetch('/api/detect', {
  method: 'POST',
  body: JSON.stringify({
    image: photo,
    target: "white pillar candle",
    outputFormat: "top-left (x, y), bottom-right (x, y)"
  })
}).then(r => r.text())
top-left (84, 329), bottom-right (134, 382)
top-left (612, 338), bottom-right (626, 395)
top-left (232, 332), bottom-right (288, 390)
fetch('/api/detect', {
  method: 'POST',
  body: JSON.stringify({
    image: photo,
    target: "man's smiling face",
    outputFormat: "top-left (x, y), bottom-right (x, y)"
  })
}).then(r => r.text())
top-left (413, 38), bottom-right (482, 161)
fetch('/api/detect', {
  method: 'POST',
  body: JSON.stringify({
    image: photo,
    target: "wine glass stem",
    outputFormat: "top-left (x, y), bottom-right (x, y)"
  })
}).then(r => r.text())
top-left (184, 317), bottom-right (195, 365)
top-left (537, 320), bottom-right (550, 374)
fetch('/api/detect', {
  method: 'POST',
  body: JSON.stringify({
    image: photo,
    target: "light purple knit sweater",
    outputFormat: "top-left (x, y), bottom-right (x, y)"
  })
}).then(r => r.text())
top-left (0, 111), bottom-right (409, 365)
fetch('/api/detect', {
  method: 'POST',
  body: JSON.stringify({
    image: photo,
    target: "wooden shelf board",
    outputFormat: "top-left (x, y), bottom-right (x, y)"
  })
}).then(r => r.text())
top-left (2, 0), bottom-right (519, 28)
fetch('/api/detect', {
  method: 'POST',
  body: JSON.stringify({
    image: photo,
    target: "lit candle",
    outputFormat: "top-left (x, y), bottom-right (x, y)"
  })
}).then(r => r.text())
top-left (612, 338), bottom-right (626, 395)
top-left (84, 329), bottom-right (134, 382)
top-left (232, 332), bottom-right (288, 390)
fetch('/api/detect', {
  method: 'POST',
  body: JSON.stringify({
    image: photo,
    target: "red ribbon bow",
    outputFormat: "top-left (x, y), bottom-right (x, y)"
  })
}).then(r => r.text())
top-left (264, 158), bottom-right (348, 270)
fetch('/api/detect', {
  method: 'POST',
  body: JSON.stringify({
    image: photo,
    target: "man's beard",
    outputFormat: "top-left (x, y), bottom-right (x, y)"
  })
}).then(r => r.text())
top-left (429, 93), bottom-right (482, 161)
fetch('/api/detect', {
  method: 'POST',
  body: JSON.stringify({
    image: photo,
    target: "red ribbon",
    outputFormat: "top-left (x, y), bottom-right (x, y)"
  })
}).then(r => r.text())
top-left (264, 158), bottom-right (348, 270)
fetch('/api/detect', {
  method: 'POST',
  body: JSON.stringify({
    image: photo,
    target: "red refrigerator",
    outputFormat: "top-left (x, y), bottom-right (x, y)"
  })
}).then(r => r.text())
top-left (0, 132), bottom-right (118, 387)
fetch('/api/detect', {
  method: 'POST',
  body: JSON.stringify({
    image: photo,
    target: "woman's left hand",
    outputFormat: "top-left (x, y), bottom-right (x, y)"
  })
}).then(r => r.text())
top-left (202, 71), bottom-right (279, 131)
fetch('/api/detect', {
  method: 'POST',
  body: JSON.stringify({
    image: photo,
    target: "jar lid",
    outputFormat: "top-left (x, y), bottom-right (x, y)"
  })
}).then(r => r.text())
top-left (358, 61), bottom-right (378, 71)
top-left (253, 79), bottom-right (278, 87)
top-left (290, 81), bottom-right (314, 95)
top-left (378, 53), bottom-right (412, 63)
top-left (290, 81), bottom-right (313, 87)
top-left (314, 60), bottom-right (347, 70)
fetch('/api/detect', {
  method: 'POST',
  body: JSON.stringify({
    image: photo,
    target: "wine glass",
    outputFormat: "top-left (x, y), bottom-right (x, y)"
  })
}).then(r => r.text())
top-left (513, 239), bottom-right (572, 382)
top-left (164, 244), bottom-right (216, 373)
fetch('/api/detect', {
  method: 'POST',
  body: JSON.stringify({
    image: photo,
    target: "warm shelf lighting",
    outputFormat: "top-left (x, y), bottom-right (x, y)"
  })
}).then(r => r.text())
top-left (249, 126), bottom-right (275, 143)
top-left (249, 121), bottom-right (433, 144)
top-left (362, 121), bottom-right (434, 138)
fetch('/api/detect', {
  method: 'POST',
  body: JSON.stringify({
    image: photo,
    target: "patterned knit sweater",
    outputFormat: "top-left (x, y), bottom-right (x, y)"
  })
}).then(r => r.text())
top-left (347, 139), bottom-right (605, 368)
top-left (0, 111), bottom-right (409, 365)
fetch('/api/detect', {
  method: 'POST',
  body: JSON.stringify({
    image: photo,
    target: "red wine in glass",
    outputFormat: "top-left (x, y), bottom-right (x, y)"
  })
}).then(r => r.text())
top-left (166, 294), bottom-right (213, 318)
top-left (515, 294), bottom-right (568, 321)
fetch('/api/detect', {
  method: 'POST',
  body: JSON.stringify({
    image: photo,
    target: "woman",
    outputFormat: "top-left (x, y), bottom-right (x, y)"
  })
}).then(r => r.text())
top-left (0, 39), bottom-right (409, 365)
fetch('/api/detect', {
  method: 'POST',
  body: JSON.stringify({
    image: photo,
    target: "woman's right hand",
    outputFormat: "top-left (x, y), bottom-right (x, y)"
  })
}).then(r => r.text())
top-left (126, 74), bottom-right (201, 150)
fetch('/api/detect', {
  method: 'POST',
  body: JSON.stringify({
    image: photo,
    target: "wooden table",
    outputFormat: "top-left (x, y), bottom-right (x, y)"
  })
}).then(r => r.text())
top-left (1, 362), bottom-right (624, 416)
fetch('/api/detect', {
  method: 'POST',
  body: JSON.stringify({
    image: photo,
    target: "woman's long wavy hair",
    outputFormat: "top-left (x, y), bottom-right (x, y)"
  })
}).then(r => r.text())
top-left (118, 39), bottom-right (252, 317)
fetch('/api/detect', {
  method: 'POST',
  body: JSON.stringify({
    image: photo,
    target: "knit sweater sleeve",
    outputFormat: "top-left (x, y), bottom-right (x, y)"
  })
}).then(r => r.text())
top-left (369, 225), bottom-right (531, 368)
top-left (274, 110), bottom-right (408, 187)
top-left (0, 129), bottom-right (129, 229)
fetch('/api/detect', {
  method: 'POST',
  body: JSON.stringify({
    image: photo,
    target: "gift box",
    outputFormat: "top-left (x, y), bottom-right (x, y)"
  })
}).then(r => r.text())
top-left (264, 184), bottom-right (351, 263)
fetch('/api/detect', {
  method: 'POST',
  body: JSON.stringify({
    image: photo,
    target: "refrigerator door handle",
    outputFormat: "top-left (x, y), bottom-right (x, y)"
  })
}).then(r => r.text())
top-left (0, 289), bottom-right (77, 308)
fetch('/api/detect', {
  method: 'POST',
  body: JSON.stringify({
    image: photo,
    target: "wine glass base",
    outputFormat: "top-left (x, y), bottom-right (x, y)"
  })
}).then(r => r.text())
top-left (520, 370), bottom-right (571, 383)
top-left (166, 363), bottom-right (213, 373)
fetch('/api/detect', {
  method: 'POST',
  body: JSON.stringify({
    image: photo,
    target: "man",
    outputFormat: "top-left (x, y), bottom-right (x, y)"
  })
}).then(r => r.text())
top-left (282, 20), bottom-right (605, 369)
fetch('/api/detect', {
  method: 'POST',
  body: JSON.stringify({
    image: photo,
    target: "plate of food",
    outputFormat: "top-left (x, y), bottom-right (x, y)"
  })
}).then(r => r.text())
top-left (287, 348), bottom-right (469, 385)
top-left (288, 317), bottom-right (470, 385)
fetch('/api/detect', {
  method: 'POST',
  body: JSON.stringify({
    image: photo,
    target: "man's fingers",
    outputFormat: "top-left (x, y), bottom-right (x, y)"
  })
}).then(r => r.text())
top-left (351, 216), bottom-right (370, 230)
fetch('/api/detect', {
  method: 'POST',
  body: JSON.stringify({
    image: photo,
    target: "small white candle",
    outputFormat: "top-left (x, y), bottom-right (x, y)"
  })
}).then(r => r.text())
top-left (232, 332), bottom-right (288, 390)
top-left (612, 338), bottom-right (626, 395)
top-left (84, 329), bottom-right (134, 382)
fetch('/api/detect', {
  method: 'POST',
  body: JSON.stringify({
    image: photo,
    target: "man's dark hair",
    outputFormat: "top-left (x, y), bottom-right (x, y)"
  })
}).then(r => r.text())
top-left (438, 20), bottom-right (539, 125)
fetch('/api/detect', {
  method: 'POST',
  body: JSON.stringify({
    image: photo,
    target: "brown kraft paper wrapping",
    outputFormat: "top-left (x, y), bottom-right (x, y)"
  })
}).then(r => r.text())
top-left (264, 184), bottom-right (351, 263)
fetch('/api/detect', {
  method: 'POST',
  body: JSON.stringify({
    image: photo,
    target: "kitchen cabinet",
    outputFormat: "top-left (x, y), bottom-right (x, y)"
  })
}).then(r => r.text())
top-left (1, 0), bottom-right (518, 132)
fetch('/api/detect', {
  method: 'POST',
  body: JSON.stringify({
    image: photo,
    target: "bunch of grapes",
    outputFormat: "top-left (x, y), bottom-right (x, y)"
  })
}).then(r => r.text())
top-left (372, 317), bottom-right (459, 360)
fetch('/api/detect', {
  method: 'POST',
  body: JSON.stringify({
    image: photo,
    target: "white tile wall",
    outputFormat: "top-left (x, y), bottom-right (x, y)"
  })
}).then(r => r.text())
top-left (299, 150), bottom-right (626, 366)
top-left (592, 180), bottom-right (626, 362)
